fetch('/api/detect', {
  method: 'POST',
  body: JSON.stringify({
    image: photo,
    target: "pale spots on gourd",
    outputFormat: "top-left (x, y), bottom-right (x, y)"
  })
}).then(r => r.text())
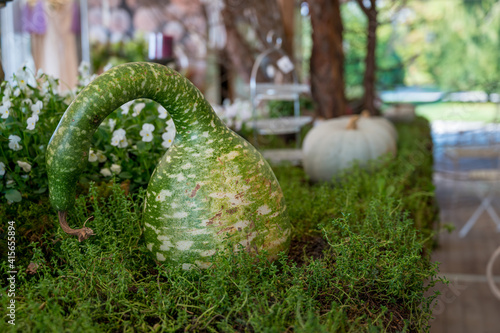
top-left (232, 220), bottom-right (251, 230)
top-left (145, 222), bottom-right (161, 234)
top-left (257, 205), bottom-right (272, 215)
top-left (199, 249), bottom-right (216, 257)
top-left (195, 261), bottom-right (211, 269)
top-left (201, 131), bottom-right (209, 138)
top-left (155, 189), bottom-right (172, 202)
top-left (190, 135), bottom-right (198, 140)
top-left (235, 144), bottom-right (243, 149)
top-left (236, 232), bottom-right (258, 248)
top-left (187, 174), bottom-right (197, 178)
top-left (172, 211), bottom-right (188, 218)
top-left (156, 253), bottom-right (166, 261)
top-left (181, 163), bottom-right (193, 170)
top-left (168, 173), bottom-right (186, 181)
top-left (206, 148), bottom-right (216, 155)
top-left (176, 240), bottom-right (194, 251)
top-left (222, 151), bottom-right (239, 161)
top-left (159, 240), bottom-right (173, 251)
top-left (166, 156), bottom-right (172, 163)
top-left (188, 228), bottom-right (210, 235)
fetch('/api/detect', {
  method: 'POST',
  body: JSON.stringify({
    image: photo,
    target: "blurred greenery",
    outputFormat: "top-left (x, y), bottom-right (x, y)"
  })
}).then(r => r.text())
top-left (416, 102), bottom-right (500, 122)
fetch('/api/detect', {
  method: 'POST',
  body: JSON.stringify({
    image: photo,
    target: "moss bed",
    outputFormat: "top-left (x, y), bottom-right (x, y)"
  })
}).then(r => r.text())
top-left (0, 117), bottom-right (441, 332)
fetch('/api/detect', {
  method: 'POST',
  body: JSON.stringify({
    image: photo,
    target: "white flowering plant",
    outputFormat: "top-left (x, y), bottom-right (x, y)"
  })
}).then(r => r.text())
top-left (0, 66), bottom-right (70, 203)
top-left (0, 64), bottom-right (177, 204)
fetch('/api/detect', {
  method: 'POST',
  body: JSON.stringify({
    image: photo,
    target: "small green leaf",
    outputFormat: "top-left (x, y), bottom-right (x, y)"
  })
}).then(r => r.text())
top-left (5, 189), bottom-right (22, 202)
top-left (33, 187), bottom-right (47, 194)
top-left (119, 171), bottom-right (133, 179)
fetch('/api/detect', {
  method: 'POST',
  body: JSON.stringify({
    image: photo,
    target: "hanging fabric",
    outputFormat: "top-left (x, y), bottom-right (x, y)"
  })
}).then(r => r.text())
top-left (22, 0), bottom-right (47, 71)
top-left (41, 0), bottom-right (79, 90)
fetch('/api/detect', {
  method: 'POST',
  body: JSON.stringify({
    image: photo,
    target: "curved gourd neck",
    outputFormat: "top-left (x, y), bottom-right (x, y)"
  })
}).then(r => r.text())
top-left (57, 62), bottom-right (222, 140)
top-left (47, 62), bottom-right (226, 216)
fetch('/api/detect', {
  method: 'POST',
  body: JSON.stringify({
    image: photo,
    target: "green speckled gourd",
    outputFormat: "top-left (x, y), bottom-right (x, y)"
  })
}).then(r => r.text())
top-left (46, 62), bottom-right (291, 269)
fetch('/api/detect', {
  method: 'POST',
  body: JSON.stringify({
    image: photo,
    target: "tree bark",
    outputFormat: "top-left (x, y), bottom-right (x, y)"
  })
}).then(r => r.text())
top-left (356, 0), bottom-right (380, 115)
top-left (277, 0), bottom-right (295, 58)
top-left (221, 5), bottom-right (255, 82)
top-left (307, 0), bottom-right (346, 119)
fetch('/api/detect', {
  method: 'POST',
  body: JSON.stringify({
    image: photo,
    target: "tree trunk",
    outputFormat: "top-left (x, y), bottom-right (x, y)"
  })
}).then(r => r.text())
top-left (221, 5), bottom-right (255, 82)
top-left (277, 0), bottom-right (295, 58)
top-left (307, 0), bottom-right (346, 119)
top-left (356, 0), bottom-right (380, 115)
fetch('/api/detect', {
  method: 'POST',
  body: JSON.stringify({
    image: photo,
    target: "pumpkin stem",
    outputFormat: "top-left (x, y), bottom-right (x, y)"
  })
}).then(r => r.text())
top-left (58, 211), bottom-right (95, 242)
top-left (346, 115), bottom-right (359, 130)
top-left (361, 110), bottom-right (371, 118)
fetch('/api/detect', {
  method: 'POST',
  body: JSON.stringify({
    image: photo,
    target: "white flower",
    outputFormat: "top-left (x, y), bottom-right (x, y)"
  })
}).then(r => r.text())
top-left (26, 116), bottom-right (37, 130)
top-left (13, 87), bottom-right (21, 97)
top-left (78, 61), bottom-right (90, 77)
top-left (100, 168), bottom-right (112, 177)
top-left (111, 128), bottom-right (128, 148)
top-left (120, 101), bottom-right (133, 115)
top-left (88, 150), bottom-right (98, 162)
top-left (110, 153), bottom-right (118, 162)
top-left (8, 135), bottom-right (22, 151)
top-left (22, 98), bottom-right (32, 106)
top-left (31, 100), bottom-right (43, 115)
top-left (132, 102), bottom-right (145, 117)
top-left (97, 151), bottom-right (107, 163)
top-left (40, 81), bottom-right (50, 96)
top-left (140, 123), bottom-right (155, 142)
top-left (0, 162), bottom-right (5, 176)
top-left (158, 106), bottom-right (168, 119)
top-left (108, 118), bottom-right (116, 132)
top-left (3, 84), bottom-right (12, 97)
top-left (0, 105), bottom-right (9, 119)
top-left (36, 68), bottom-right (44, 79)
top-left (17, 160), bottom-right (31, 172)
top-left (162, 131), bottom-right (175, 148)
top-left (2, 94), bottom-right (11, 104)
top-left (110, 164), bottom-right (121, 174)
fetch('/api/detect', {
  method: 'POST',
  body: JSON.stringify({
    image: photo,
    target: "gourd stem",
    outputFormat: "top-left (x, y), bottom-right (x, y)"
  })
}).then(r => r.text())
top-left (58, 211), bottom-right (95, 242)
top-left (361, 110), bottom-right (371, 118)
top-left (346, 115), bottom-right (359, 130)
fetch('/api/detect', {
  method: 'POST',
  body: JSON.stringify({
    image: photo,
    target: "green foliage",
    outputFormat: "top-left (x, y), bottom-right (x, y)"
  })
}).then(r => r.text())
top-left (394, 0), bottom-right (500, 92)
top-left (0, 117), bottom-right (440, 332)
top-left (342, 2), bottom-right (406, 99)
top-left (91, 37), bottom-right (149, 73)
top-left (267, 96), bottom-right (315, 118)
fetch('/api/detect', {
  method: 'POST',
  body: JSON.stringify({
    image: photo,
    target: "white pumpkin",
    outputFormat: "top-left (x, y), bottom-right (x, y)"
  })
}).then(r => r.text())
top-left (360, 110), bottom-right (398, 141)
top-left (302, 115), bottom-right (397, 182)
top-left (339, 110), bottom-right (398, 141)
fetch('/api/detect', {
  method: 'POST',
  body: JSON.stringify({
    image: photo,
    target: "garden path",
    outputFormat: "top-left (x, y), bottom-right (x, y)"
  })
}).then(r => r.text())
top-left (429, 121), bottom-right (500, 333)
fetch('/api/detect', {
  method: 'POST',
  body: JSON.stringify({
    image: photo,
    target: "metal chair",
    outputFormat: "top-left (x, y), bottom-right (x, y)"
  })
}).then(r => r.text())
top-left (443, 136), bottom-right (500, 237)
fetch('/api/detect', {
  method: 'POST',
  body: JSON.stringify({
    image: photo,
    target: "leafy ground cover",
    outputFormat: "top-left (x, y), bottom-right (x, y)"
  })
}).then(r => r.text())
top-left (0, 116), bottom-right (441, 332)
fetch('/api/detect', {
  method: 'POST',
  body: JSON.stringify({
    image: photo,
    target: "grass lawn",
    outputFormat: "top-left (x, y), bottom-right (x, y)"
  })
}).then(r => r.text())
top-left (415, 102), bottom-right (500, 122)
